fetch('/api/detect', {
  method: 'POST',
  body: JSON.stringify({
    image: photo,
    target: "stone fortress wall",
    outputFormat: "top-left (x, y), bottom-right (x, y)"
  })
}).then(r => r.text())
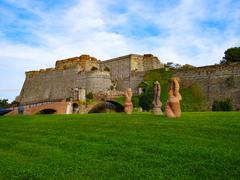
top-left (18, 55), bottom-right (111, 104)
top-left (16, 52), bottom-right (240, 110)
top-left (103, 54), bottom-right (164, 92)
top-left (17, 54), bottom-right (163, 104)
top-left (174, 63), bottom-right (240, 110)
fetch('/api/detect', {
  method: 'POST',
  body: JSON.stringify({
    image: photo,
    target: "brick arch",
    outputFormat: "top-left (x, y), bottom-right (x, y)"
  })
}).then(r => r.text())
top-left (14, 101), bottom-right (69, 115)
top-left (36, 108), bottom-right (57, 114)
top-left (88, 100), bottom-right (124, 113)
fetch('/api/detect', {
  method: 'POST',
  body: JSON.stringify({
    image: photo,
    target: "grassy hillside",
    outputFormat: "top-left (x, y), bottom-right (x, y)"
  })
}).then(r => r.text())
top-left (0, 113), bottom-right (239, 179)
top-left (143, 69), bottom-right (208, 111)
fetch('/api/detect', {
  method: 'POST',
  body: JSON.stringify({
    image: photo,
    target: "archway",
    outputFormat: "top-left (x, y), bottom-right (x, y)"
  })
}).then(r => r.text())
top-left (88, 101), bottom-right (124, 113)
top-left (37, 108), bottom-right (57, 114)
top-left (91, 66), bottom-right (98, 71)
top-left (72, 103), bottom-right (79, 114)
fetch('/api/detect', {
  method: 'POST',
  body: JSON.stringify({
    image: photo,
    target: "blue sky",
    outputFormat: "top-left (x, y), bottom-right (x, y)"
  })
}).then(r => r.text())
top-left (0, 0), bottom-right (240, 101)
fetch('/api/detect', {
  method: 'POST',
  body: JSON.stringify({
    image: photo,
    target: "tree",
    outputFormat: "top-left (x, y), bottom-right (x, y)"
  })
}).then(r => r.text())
top-left (212, 99), bottom-right (233, 111)
top-left (0, 99), bottom-right (10, 108)
top-left (220, 47), bottom-right (240, 64)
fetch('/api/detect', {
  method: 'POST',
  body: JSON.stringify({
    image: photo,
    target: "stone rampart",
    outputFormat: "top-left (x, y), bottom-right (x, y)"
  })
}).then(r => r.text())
top-left (174, 63), bottom-right (240, 110)
top-left (18, 54), bottom-right (164, 104)
top-left (85, 71), bottom-right (112, 93)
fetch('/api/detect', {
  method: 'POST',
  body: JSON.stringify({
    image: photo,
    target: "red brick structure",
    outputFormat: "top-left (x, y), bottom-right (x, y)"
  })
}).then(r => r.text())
top-left (8, 101), bottom-right (69, 115)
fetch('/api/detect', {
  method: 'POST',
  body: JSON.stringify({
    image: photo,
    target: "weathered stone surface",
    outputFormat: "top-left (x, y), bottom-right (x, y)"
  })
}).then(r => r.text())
top-left (102, 54), bottom-right (164, 93)
top-left (152, 81), bottom-right (163, 115)
top-left (124, 88), bottom-right (133, 114)
top-left (18, 54), bottom-right (164, 104)
top-left (78, 88), bottom-right (86, 102)
top-left (165, 78), bottom-right (182, 118)
top-left (173, 63), bottom-right (240, 110)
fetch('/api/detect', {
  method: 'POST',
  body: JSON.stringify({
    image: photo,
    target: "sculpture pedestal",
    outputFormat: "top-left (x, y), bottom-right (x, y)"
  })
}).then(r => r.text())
top-left (153, 106), bottom-right (163, 115)
top-left (124, 103), bottom-right (133, 114)
top-left (165, 101), bottom-right (181, 118)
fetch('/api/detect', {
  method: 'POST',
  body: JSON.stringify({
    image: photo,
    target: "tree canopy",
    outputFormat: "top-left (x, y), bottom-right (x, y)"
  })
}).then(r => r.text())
top-left (0, 99), bottom-right (10, 108)
top-left (0, 99), bottom-right (18, 108)
top-left (220, 47), bottom-right (240, 64)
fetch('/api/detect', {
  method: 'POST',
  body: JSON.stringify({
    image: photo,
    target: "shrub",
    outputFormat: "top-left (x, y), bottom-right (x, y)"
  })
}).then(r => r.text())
top-left (190, 84), bottom-right (203, 99)
top-left (86, 92), bottom-right (94, 99)
top-left (212, 98), bottom-right (233, 111)
top-left (138, 83), bottom-right (154, 111)
top-left (132, 96), bottom-right (140, 108)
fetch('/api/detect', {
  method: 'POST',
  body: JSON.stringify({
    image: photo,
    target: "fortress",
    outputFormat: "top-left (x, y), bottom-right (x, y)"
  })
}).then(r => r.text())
top-left (12, 53), bottom-right (240, 115)
top-left (16, 54), bottom-right (163, 105)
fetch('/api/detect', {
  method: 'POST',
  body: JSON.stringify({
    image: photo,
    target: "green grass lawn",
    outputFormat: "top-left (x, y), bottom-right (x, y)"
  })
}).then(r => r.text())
top-left (0, 112), bottom-right (239, 179)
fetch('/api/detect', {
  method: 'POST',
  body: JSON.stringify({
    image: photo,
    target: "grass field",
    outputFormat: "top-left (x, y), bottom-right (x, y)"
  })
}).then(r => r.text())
top-left (0, 112), bottom-right (239, 179)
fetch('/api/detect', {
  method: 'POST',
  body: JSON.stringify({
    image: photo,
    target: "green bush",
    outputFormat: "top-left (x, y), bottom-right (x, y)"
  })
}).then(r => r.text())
top-left (140, 68), bottom-right (209, 112)
top-left (138, 82), bottom-right (154, 111)
top-left (86, 92), bottom-right (93, 99)
top-left (212, 99), bottom-right (233, 111)
top-left (132, 96), bottom-right (140, 108)
top-left (190, 84), bottom-right (203, 98)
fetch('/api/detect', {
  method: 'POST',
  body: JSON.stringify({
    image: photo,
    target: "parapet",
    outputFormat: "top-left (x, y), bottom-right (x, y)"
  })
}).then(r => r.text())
top-left (25, 54), bottom-right (100, 77)
top-left (25, 68), bottom-right (56, 77)
top-left (55, 54), bottom-right (98, 70)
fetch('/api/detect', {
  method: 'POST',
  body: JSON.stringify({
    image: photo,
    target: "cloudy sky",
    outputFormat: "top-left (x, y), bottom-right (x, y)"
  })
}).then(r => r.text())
top-left (0, 0), bottom-right (240, 101)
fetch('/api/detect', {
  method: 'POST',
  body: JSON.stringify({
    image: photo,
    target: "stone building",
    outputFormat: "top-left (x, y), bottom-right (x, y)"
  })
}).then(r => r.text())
top-left (103, 54), bottom-right (164, 91)
top-left (17, 54), bottom-right (164, 105)
top-left (12, 53), bottom-right (240, 114)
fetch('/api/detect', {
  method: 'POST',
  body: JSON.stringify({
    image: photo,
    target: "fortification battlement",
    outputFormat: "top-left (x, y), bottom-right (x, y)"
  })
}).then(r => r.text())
top-left (25, 53), bottom-right (164, 77)
top-left (25, 54), bottom-right (100, 77)
top-left (103, 54), bottom-right (142, 62)
top-left (103, 53), bottom-right (157, 62)
top-left (55, 54), bottom-right (98, 69)
top-left (175, 63), bottom-right (240, 76)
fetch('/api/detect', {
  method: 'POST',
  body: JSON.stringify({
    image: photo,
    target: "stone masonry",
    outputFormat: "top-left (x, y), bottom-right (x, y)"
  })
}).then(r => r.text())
top-left (174, 63), bottom-right (240, 110)
top-left (103, 54), bottom-right (164, 92)
top-left (17, 54), bottom-right (164, 105)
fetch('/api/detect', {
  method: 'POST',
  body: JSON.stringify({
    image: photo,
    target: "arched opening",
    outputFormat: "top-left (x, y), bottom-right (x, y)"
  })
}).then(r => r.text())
top-left (104, 67), bottom-right (110, 72)
top-left (72, 103), bottom-right (79, 114)
top-left (88, 101), bottom-right (124, 113)
top-left (37, 108), bottom-right (57, 114)
top-left (91, 66), bottom-right (98, 71)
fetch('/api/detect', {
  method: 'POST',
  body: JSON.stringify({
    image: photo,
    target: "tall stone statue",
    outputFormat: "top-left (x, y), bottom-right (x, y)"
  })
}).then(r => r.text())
top-left (165, 77), bottom-right (182, 118)
top-left (124, 88), bottom-right (133, 114)
top-left (66, 98), bottom-right (73, 114)
top-left (152, 81), bottom-right (162, 115)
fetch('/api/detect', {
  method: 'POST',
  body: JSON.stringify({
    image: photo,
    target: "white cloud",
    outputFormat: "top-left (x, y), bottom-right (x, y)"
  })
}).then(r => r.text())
top-left (0, 0), bottom-right (239, 101)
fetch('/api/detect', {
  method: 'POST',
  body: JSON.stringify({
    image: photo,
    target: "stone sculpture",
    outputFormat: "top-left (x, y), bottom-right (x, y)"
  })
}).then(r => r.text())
top-left (66, 99), bottom-right (73, 114)
top-left (124, 88), bottom-right (133, 114)
top-left (152, 81), bottom-right (162, 115)
top-left (165, 77), bottom-right (182, 118)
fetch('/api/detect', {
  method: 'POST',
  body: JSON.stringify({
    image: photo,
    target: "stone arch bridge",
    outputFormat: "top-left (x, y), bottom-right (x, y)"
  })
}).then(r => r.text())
top-left (7, 100), bottom-right (124, 115)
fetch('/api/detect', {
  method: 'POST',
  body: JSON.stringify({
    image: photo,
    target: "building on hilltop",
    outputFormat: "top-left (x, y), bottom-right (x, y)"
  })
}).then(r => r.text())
top-left (11, 54), bottom-right (240, 114)
top-left (16, 54), bottom-right (164, 105)
top-left (103, 54), bottom-right (164, 91)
